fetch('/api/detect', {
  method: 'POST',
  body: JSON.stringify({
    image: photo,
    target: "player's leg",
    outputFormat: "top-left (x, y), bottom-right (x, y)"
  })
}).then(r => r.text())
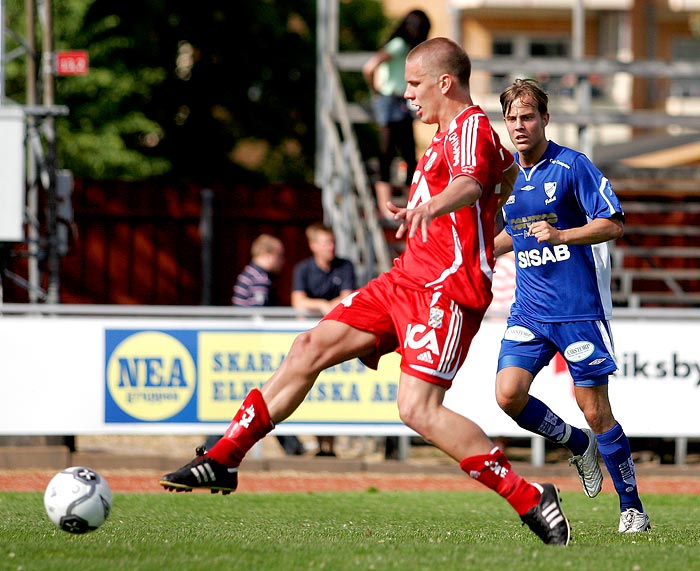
top-left (496, 319), bottom-right (601, 497)
top-left (397, 374), bottom-right (569, 546)
top-left (574, 383), bottom-right (650, 532)
top-left (392, 117), bottom-right (418, 188)
top-left (374, 121), bottom-right (395, 220)
top-left (160, 319), bottom-right (376, 493)
top-left (496, 365), bottom-right (593, 455)
top-left (394, 294), bottom-right (568, 545)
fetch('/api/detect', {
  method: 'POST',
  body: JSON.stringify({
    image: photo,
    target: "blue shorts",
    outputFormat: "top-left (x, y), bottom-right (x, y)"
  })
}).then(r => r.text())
top-left (497, 314), bottom-right (618, 387)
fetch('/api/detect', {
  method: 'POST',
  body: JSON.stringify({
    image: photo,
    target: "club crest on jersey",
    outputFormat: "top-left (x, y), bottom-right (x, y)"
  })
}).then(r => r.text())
top-left (544, 181), bottom-right (557, 204)
top-left (428, 307), bottom-right (444, 329)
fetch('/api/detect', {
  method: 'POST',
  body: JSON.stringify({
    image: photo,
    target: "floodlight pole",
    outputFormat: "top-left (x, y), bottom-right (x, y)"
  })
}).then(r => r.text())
top-left (573, 0), bottom-right (593, 159)
top-left (0, 0), bottom-right (64, 303)
top-left (26, 0), bottom-right (41, 302)
top-left (40, 0), bottom-right (61, 304)
top-left (0, 0), bottom-right (4, 104)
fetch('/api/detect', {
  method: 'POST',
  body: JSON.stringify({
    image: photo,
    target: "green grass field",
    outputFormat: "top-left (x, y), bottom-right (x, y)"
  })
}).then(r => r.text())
top-left (1, 490), bottom-right (698, 571)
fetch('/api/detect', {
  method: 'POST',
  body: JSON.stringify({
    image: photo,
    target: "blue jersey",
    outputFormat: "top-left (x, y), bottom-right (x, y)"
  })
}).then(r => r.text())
top-left (502, 141), bottom-right (623, 322)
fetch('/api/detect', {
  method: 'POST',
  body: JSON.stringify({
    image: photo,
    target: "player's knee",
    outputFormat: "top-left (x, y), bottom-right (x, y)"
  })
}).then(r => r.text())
top-left (583, 406), bottom-right (615, 433)
top-left (286, 331), bottom-right (322, 370)
top-left (396, 398), bottom-right (417, 429)
top-left (495, 381), bottom-right (526, 417)
top-left (396, 398), bottom-right (429, 437)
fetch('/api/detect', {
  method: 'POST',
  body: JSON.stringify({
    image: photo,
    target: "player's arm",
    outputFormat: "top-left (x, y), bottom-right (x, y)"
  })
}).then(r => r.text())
top-left (362, 50), bottom-right (391, 93)
top-left (497, 162), bottom-right (517, 209)
top-left (494, 229), bottom-right (513, 257)
top-left (392, 174), bottom-right (482, 242)
top-left (291, 291), bottom-right (335, 316)
top-left (327, 289), bottom-right (353, 308)
top-left (527, 215), bottom-right (624, 246)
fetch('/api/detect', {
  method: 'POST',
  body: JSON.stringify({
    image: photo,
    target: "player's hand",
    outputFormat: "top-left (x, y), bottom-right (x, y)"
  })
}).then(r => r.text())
top-left (527, 221), bottom-right (562, 244)
top-left (394, 200), bottom-right (434, 242)
top-left (386, 202), bottom-right (408, 239)
top-left (390, 201), bottom-right (434, 242)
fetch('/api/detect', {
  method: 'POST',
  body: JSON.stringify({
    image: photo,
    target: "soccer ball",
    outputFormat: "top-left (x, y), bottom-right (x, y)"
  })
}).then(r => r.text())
top-left (44, 466), bottom-right (113, 534)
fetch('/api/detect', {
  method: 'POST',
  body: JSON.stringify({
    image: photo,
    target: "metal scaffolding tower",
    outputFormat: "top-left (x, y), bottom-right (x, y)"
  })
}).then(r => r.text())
top-left (0, 0), bottom-right (68, 304)
top-left (315, 0), bottom-right (393, 286)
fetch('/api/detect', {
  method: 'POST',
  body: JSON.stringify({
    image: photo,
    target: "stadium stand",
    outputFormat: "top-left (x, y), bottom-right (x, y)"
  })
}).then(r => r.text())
top-left (610, 198), bottom-right (700, 308)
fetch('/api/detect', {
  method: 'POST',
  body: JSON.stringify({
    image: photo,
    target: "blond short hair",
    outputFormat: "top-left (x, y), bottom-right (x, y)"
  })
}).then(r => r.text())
top-left (251, 234), bottom-right (283, 258)
top-left (305, 222), bottom-right (333, 243)
top-left (407, 37), bottom-right (471, 88)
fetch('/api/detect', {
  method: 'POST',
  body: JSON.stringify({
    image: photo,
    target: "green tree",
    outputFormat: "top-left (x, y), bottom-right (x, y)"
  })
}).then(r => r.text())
top-left (4, 0), bottom-right (386, 184)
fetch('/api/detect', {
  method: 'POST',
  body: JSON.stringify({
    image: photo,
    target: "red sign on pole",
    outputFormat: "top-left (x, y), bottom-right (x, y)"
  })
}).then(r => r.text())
top-left (55, 50), bottom-right (89, 76)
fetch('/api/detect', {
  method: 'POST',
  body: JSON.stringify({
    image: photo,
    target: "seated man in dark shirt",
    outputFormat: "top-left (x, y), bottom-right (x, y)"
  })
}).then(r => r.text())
top-left (292, 222), bottom-right (356, 456)
top-left (291, 223), bottom-right (356, 316)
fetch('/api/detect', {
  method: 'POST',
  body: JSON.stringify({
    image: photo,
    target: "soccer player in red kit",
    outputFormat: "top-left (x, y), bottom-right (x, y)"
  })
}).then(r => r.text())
top-left (161, 37), bottom-right (570, 546)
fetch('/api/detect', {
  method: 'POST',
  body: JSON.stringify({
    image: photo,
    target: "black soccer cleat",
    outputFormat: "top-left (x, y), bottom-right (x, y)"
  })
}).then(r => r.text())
top-left (520, 483), bottom-right (571, 546)
top-left (160, 447), bottom-right (238, 495)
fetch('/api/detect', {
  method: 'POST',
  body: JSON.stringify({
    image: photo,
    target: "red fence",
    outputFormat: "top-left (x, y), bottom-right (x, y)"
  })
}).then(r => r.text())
top-left (3, 180), bottom-right (323, 306)
top-left (5, 180), bottom-right (699, 307)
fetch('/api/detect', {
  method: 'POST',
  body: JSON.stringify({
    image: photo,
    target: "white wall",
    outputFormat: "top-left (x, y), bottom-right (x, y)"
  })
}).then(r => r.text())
top-left (1, 309), bottom-right (697, 438)
top-left (0, 108), bottom-right (25, 242)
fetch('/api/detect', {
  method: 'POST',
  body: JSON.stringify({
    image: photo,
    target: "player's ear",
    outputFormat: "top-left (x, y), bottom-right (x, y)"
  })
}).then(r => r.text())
top-left (542, 112), bottom-right (550, 127)
top-left (439, 74), bottom-right (451, 93)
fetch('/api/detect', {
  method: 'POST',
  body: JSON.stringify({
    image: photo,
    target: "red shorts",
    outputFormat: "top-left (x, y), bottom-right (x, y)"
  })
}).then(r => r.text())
top-left (323, 272), bottom-right (484, 388)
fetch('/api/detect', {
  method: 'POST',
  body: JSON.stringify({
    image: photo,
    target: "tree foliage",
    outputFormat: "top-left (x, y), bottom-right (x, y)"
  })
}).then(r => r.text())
top-left (4, 0), bottom-right (386, 184)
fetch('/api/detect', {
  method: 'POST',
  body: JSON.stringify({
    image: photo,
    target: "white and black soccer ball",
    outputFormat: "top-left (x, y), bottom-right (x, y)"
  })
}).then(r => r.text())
top-left (44, 466), bottom-right (113, 534)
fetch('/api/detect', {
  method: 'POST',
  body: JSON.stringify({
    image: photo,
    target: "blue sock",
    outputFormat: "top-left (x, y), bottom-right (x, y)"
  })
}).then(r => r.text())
top-left (596, 423), bottom-right (644, 512)
top-left (513, 396), bottom-right (589, 455)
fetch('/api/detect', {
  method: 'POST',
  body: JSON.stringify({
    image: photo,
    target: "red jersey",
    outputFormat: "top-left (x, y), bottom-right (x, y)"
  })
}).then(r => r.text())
top-left (391, 105), bottom-right (514, 313)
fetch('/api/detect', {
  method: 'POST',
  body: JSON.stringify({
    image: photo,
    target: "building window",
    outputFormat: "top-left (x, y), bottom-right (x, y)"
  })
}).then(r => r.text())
top-left (491, 36), bottom-right (606, 99)
top-left (671, 38), bottom-right (700, 97)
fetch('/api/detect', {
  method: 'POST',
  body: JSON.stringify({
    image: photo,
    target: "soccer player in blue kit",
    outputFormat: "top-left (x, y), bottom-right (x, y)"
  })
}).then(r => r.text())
top-left (494, 79), bottom-right (651, 533)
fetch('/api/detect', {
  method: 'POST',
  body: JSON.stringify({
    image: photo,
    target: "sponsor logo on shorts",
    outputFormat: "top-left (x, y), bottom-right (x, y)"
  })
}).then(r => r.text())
top-left (405, 324), bottom-right (440, 355)
top-left (588, 358), bottom-right (607, 366)
top-left (564, 341), bottom-right (595, 363)
top-left (417, 350), bottom-right (434, 364)
top-left (428, 307), bottom-right (444, 329)
top-left (503, 326), bottom-right (535, 342)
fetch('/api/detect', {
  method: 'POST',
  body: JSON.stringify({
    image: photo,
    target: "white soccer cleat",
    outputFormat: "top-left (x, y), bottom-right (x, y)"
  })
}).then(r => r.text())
top-left (568, 428), bottom-right (603, 498)
top-left (618, 508), bottom-right (651, 533)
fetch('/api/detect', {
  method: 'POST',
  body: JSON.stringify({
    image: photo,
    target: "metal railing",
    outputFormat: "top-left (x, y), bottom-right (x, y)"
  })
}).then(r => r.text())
top-left (315, 0), bottom-right (392, 286)
top-left (4, 302), bottom-right (700, 321)
top-left (317, 53), bottom-right (392, 285)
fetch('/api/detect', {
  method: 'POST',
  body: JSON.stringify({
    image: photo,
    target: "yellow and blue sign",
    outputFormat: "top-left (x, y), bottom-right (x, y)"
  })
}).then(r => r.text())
top-left (105, 329), bottom-right (402, 424)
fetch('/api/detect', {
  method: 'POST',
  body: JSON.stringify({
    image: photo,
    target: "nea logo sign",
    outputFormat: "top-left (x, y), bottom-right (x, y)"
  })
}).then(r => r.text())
top-left (106, 331), bottom-right (196, 421)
